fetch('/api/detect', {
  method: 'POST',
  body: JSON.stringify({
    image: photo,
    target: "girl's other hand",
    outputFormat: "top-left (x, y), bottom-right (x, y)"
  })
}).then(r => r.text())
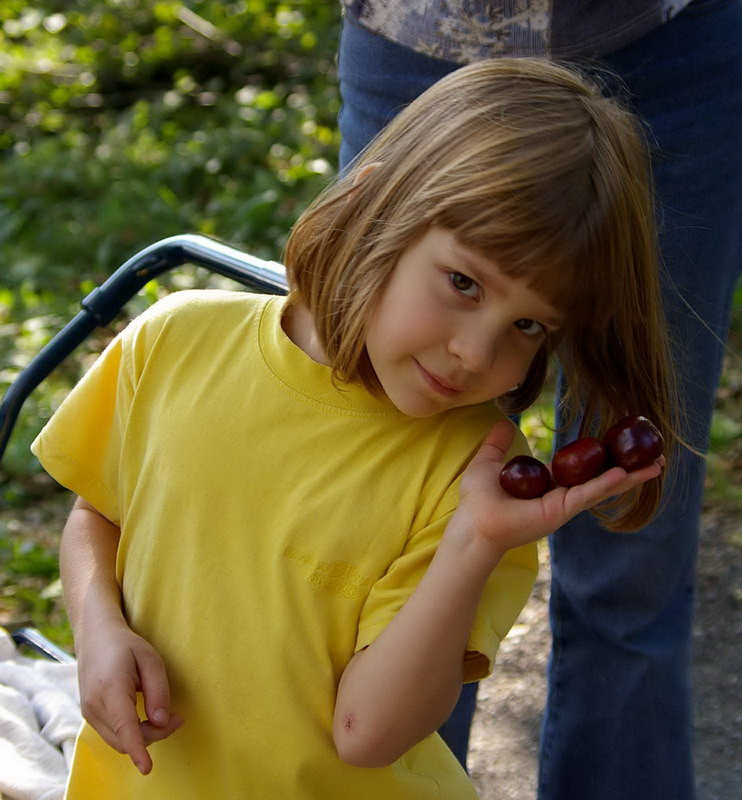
top-left (76, 621), bottom-right (185, 775)
top-left (456, 419), bottom-right (665, 554)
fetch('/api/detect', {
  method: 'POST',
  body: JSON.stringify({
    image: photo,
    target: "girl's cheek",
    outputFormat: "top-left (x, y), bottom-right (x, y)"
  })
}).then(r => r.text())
top-left (502, 356), bottom-right (532, 390)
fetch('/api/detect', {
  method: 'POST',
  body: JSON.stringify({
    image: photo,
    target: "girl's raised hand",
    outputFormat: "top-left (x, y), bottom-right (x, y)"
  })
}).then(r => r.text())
top-left (456, 419), bottom-right (665, 553)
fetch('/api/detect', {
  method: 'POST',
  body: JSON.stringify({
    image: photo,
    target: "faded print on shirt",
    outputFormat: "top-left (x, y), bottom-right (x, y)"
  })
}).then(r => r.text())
top-left (341, 1), bottom-right (694, 63)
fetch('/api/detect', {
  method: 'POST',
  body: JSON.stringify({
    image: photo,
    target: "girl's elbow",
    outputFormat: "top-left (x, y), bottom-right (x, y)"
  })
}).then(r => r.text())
top-left (333, 719), bottom-right (398, 768)
top-left (334, 735), bottom-right (397, 769)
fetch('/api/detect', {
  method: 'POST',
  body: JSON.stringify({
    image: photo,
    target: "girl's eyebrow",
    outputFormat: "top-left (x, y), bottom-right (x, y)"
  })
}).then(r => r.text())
top-left (450, 246), bottom-right (565, 327)
top-left (451, 247), bottom-right (509, 295)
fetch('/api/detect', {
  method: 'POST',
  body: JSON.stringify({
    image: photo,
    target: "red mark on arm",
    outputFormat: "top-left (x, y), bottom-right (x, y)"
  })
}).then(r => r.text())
top-left (343, 713), bottom-right (355, 731)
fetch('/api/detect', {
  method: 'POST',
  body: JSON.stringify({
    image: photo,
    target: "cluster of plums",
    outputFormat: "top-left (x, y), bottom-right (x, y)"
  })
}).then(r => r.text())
top-left (500, 415), bottom-right (664, 500)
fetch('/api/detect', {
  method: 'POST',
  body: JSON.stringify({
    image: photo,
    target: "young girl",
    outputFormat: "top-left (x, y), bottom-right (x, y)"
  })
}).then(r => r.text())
top-left (32, 58), bottom-right (681, 798)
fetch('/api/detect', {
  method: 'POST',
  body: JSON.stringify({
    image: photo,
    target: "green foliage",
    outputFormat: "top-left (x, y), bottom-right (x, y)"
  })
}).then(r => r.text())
top-left (1, 2), bottom-right (342, 290)
top-left (2, 536), bottom-right (58, 577)
top-left (1, 1), bottom-right (343, 492)
top-left (521, 394), bottom-right (556, 462)
top-left (709, 410), bottom-right (742, 451)
top-left (0, 499), bottom-right (73, 649)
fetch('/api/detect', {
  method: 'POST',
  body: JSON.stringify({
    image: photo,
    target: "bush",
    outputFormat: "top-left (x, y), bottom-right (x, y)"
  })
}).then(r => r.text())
top-left (1, 1), bottom-right (343, 494)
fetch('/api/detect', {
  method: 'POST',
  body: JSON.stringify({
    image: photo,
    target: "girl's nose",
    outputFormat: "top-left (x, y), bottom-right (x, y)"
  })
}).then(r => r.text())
top-left (447, 330), bottom-right (501, 374)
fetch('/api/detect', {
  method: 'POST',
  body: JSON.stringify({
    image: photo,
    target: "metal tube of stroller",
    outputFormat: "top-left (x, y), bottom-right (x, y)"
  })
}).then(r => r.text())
top-left (1, 235), bottom-right (288, 463)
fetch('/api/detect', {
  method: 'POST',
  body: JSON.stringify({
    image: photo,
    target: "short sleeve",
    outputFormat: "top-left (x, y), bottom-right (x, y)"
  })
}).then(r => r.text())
top-left (30, 292), bottom-right (202, 523)
top-left (354, 425), bottom-right (539, 683)
top-left (30, 329), bottom-right (134, 526)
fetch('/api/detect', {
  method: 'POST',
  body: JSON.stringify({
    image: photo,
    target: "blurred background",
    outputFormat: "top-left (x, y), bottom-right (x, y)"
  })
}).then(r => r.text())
top-left (0, 2), bottom-right (739, 797)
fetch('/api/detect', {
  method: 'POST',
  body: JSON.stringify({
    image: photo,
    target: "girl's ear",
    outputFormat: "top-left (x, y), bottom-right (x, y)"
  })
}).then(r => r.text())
top-left (345, 161), bottom-right (383, 203)
top-left (352, 161), bottom-right (383, 187)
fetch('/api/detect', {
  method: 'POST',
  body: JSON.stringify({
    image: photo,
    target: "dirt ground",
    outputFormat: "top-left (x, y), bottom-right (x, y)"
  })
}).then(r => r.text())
top-left (467, 506), bottom-right (742, 800)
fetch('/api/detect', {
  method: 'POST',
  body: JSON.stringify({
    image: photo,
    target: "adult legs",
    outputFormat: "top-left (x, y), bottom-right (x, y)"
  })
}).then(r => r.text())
top-left (336, 2), bottom-right (742, 791)
top-left (337, 15), bottom-right (458, 177)
top-left (539, 3), bottom-right (742, 798)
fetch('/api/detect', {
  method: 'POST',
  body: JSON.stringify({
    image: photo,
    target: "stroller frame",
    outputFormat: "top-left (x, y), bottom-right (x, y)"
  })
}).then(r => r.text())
top-left (1, 234), bottom-right (290, 661)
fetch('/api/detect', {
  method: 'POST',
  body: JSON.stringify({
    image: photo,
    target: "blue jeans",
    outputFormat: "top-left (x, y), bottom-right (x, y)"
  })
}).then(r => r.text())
top-left (337, 2), bottom-right (742, 796)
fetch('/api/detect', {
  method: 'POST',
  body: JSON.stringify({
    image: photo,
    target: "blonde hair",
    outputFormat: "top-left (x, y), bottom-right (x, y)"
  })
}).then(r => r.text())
top-left (282, 58), bottom-right (698, 532)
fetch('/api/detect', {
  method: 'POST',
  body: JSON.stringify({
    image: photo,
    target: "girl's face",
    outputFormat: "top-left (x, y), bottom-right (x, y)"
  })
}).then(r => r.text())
top-left (365, 226), bottom-right (565, 418)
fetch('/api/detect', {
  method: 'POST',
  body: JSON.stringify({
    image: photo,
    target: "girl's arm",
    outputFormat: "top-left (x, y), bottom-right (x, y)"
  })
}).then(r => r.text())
top-left (61, 496), bottom-right (184, 775)
top-left (333, 515), bottom-right (500, 768)
top-left (333, 420), bottom-right (665, 768)
top-left (60, 496), bottom-right (127, 638)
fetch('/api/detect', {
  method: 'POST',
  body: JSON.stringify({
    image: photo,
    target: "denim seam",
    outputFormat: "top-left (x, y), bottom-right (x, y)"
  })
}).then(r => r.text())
top-left (538, 573), bottom-right (564, 796)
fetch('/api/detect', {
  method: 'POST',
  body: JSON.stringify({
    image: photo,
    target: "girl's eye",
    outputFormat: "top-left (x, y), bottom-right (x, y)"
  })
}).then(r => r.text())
top-left (514, 318), bottom-right (547, 337)
top-left (448, 271), bottom-right (549, 337)
top-left (449, 272), bottom-right (479, 298)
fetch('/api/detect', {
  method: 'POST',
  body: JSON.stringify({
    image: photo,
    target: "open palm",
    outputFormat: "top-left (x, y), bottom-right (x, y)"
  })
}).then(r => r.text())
top-left (458, 419), bottom-right (664, 552)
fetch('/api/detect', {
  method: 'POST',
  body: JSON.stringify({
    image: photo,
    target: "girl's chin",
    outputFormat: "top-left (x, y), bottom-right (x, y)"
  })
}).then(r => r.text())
top-left (389, 391), bottom-right (455, 418)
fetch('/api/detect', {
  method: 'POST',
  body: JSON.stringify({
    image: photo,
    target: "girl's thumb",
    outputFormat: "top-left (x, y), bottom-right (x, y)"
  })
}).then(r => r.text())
top-left (478, 419), bottom-right (517, 463)
top-left (136, 648), bottom-right (171, 727)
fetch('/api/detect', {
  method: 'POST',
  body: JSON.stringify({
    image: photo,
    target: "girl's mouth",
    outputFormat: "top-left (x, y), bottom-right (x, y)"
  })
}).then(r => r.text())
top-left (414, 360), bottom-right (463, 397)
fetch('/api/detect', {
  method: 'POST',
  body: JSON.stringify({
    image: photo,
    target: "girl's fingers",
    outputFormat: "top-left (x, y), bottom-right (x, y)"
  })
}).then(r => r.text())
top-left (101, 690), bottom-right (152, 774)
top-left (135, 647), bottom-right (172, 729)
top-left (140, 713), bottom-right (186, 744)
top-left (563, 461), bottom-right (662, 518)
top-left (89, 708), bottom-right (185, 775)
top-left (472, 419), bottom-right (516, 465)
top-left (85, 711), bottom-right (128, 755)
top-left (559, 467), bottom-right (624, 519)
top-left (608, 460), bottom-right (663, 496)
top-left (88, 710), bottom-right (152, 774)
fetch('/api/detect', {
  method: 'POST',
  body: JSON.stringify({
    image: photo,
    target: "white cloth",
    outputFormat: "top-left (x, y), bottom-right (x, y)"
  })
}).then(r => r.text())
top-left (0, 629), bottom-right (80, 800)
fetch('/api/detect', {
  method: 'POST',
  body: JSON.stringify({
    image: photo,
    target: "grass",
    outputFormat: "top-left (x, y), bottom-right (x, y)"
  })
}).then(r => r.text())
top-left (0, 493), bottom-right (75, 652)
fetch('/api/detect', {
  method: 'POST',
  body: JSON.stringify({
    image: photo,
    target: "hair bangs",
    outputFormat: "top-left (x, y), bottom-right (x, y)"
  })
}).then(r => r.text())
top-left (430, 185), bottom-right (594, 321)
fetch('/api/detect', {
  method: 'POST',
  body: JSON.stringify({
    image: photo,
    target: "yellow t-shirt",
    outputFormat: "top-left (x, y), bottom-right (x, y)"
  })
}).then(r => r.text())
top-left (31, 290), bottom-right (537, 799)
